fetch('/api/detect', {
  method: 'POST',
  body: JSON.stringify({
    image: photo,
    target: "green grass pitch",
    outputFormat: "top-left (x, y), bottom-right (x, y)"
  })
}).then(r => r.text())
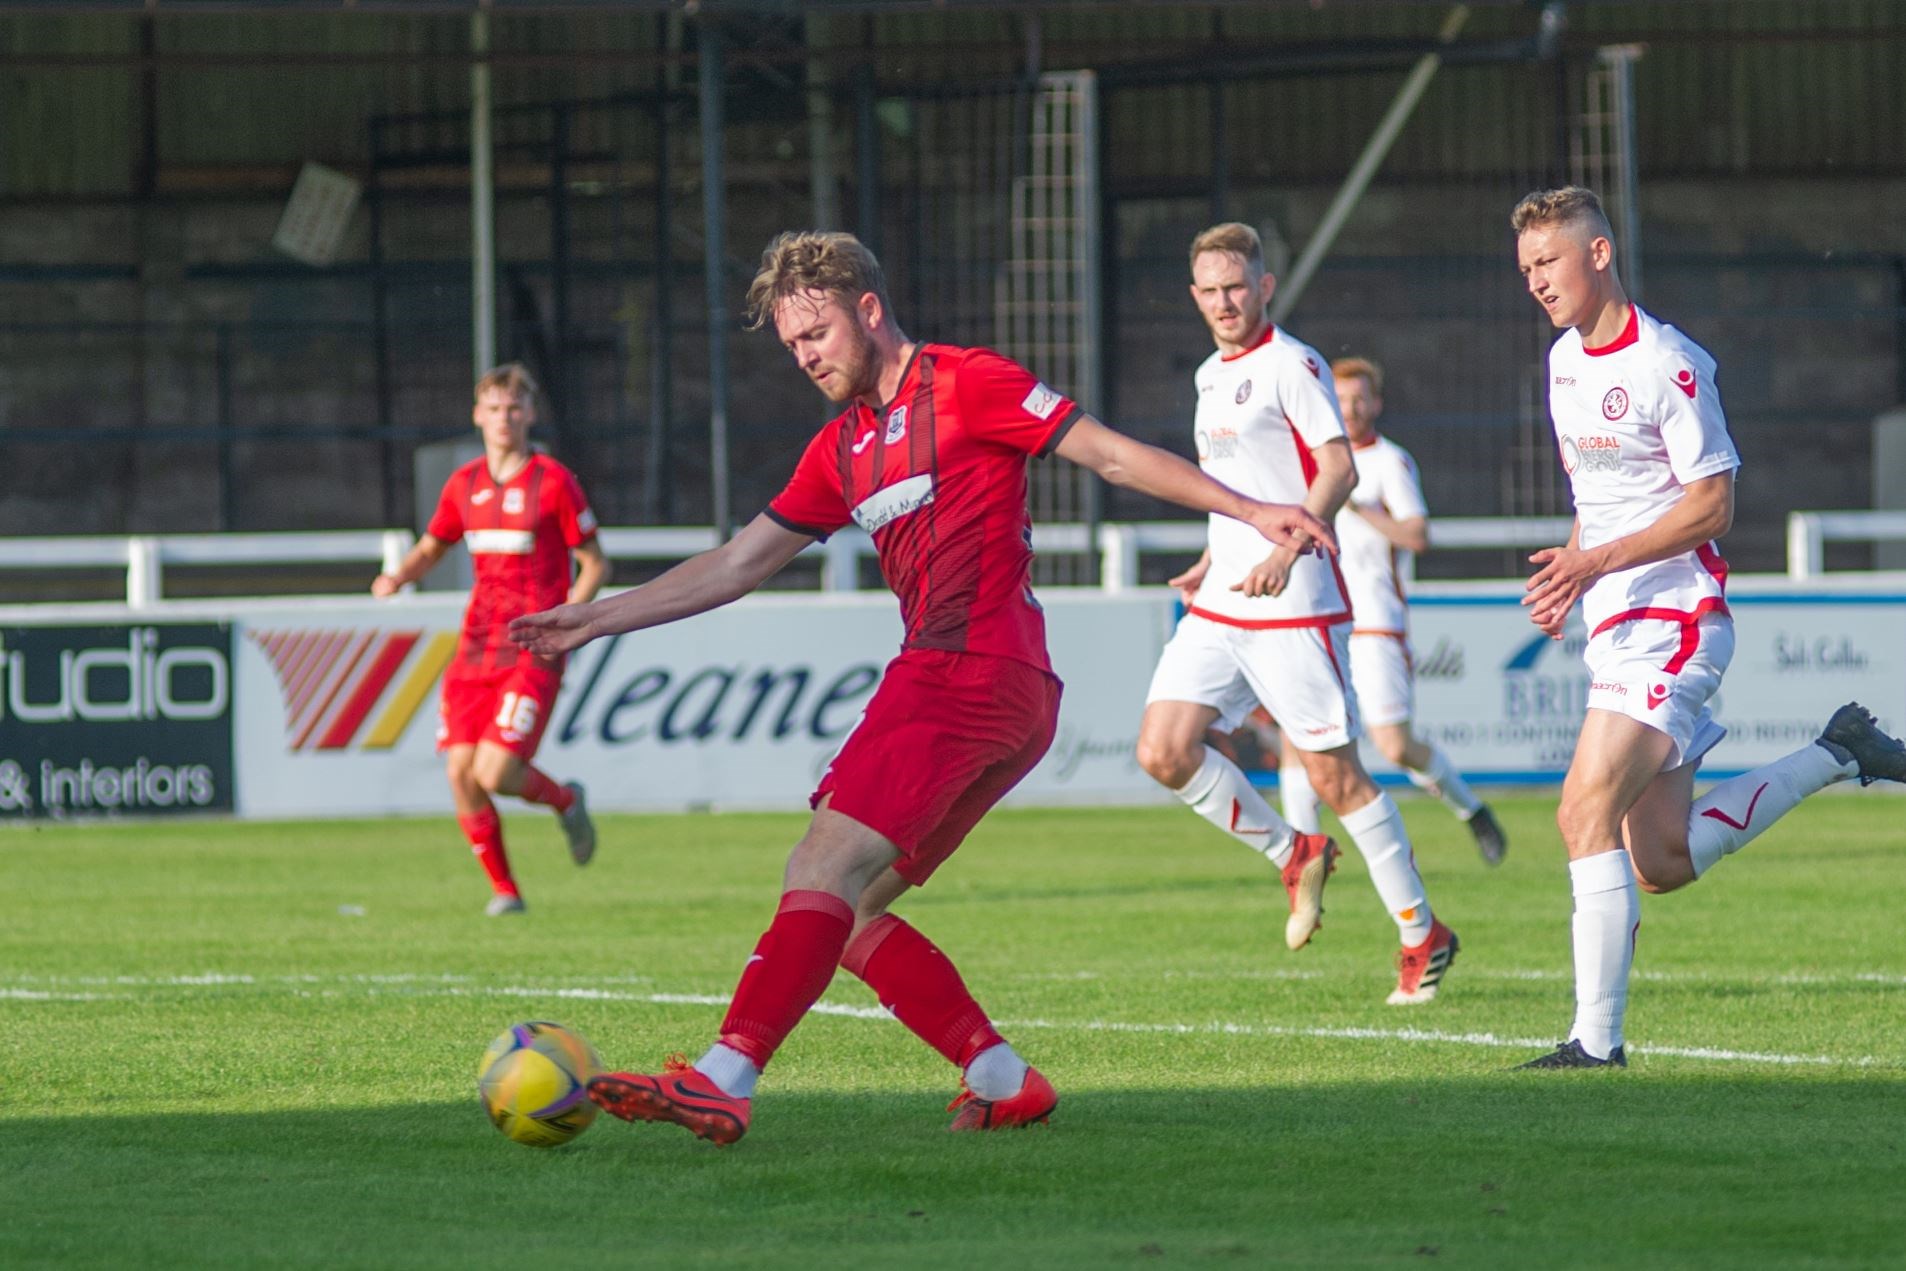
top-left (3, 794), bottom-right (1902, 1269)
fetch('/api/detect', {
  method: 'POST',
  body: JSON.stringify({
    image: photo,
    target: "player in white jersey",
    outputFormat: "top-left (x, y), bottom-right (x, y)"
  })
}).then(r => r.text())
top-left (1135, 222), bottom-right (1459, 1006)
top-left (1277, 357), bottom-right (1508, 865)
top-left (1508, 187), bottom-right (1906, 1070)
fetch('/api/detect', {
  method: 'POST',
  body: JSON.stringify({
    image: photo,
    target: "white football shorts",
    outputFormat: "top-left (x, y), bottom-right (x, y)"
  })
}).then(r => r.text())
top-left (1146, 612), bottom-right (1360, 751)
top-left (1349, 632), bottom-right (1414, 728)
top-left (1583, 611), bottom-right (1734, 771)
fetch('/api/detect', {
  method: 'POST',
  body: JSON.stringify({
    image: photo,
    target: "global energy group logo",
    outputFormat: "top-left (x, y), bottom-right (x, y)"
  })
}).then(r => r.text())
top-left (249, 628), bottom-right (457, 751)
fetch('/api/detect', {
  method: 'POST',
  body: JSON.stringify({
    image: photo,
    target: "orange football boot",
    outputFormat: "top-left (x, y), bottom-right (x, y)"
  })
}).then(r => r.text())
top-left (586, 1053), bottom-right (750, 1146)
top-left (1280, 832), bottom-right (1339, 950)
top-left (947, 1065), bottom-right (1058, 1131)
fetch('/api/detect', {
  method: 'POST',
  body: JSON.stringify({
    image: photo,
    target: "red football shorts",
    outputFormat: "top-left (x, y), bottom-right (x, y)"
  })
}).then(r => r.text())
top-left (811, 648), bottom-right (1063, 886)
top-left (437, 662), bottom-right (563, 760)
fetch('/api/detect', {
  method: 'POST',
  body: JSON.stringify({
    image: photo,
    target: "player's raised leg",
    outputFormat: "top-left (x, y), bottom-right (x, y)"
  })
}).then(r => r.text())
top-left (1138, 693), bottom-right (1338, 952)
top-left (469, 665), bottom-right (597, 866)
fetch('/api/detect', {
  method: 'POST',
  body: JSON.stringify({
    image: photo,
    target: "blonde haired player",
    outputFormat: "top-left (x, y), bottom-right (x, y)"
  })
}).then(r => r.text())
top-left (372, 363), bottom-right (609, 915)
top-left (1135, 222), bottom-right (1460, 1006)
top-left (1277, 356), bottom-right (1507, 865)
top-left (1509, 187), bottom-right (1906, 1068)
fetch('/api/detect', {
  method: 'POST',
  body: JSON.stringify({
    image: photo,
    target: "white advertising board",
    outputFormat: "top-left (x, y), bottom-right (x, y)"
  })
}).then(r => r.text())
top-left (1390, 583), bottom-right (1906, 782)
top-left (231, 591), bottom-right (1175, 817)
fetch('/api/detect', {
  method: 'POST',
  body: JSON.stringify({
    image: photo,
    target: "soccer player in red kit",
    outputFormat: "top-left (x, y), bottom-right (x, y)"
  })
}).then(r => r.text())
top-left (373, 363), bottom-right (610, 915)
top-left (510, 231), bottom-right (1335, 1144)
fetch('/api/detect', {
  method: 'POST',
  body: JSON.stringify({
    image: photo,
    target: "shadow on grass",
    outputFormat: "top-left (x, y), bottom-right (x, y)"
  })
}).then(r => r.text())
top-left (3, 1074), bottom-right (1903, 1270)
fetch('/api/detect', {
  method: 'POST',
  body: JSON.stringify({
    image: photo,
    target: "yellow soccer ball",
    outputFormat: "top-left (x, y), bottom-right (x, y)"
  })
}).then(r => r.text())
top-left (477, 1020), bottom-right (602, 1148)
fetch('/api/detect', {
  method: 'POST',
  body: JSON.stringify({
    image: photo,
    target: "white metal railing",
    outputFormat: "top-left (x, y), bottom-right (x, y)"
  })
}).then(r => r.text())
top-left (35, 512), bottom-right (1906, 606)
top-left (0, 517), bottom-right (1587, 609)
top-left (1785, 510), bottom-right (1906, 579)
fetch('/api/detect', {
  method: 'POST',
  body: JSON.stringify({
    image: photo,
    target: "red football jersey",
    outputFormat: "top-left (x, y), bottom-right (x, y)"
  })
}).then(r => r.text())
top-left (767, 344), bottom-right (1081, 671)
top-left (426, 452), bottom-right (599, 671)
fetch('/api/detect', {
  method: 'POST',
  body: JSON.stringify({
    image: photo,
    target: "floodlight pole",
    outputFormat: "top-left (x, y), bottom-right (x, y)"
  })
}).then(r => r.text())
top-left (1273, 4), bottom-right (1469, 323)
top-left (701, 17), bottom-right (733, 541)
top-left (471, 3), bottom-right (497, 374)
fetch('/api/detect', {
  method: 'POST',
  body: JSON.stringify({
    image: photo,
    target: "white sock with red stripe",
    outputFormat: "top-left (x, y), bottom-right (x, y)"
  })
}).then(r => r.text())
top-left (1568, 850), bottom-right (1638, 1060)
top-left (1338, 793), bottom-right (1432, 946)
top-left (1279, 759), bottom-right (1324, 836)
top-left (1405, 744), bottom-right (1483, 818)
top-left (1687, 741), bottom-right (1856, 878)
top-left (1174, 745), bottom-right (1296, 866)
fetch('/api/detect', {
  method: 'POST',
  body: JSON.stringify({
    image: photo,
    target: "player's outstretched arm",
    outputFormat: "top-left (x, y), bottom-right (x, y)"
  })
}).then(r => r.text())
top-left (510, 513), bottom-right (814, 656)
top-left (371, 534), bottom-right (450, 597)
top-left (1054, 415), bottom-right (1337, 555)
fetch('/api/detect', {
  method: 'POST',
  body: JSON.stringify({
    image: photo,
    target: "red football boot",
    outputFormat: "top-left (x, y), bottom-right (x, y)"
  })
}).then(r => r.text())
top-left (947, 1065), bottom-right (1058, 1131)
top-left (1387, 919), bottom-right (1460, 1005)
top-left (1280, 832), bottom-right (1339, 950)
top-left (586, 1053), bottom-right (751, 1146)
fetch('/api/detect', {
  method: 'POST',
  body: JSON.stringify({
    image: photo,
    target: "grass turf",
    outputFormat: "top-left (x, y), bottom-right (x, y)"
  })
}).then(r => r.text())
top-left (2, 794), bottom-right (1902, 1269)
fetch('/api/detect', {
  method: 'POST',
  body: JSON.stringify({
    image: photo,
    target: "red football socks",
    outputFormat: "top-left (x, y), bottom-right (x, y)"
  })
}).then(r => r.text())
top-left (457, 808), bottom-right (517, 896)
top-left (515, 767), bottom-right (575, 813)
top-left (717, 890), bottom-right (856, 1069)
top-left (841, 914), bottom-right (1004, 1068)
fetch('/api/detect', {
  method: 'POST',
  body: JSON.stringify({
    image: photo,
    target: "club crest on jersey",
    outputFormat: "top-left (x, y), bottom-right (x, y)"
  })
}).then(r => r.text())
top-left (1234, 379), bottom-right (1253, 405)
top-left (502, 488), bottom-right (525, 514)
top-left (883, 405), bottom-right (909, 445)
top-left (1601, 386), bottom-right (1630, 421)
top-left (1672, 367), bottom-right (1698, 399)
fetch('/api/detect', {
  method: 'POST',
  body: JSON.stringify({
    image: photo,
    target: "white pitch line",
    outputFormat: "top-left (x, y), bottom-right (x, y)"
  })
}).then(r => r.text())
top-left (7, 972), bottom-right (1886, 1069)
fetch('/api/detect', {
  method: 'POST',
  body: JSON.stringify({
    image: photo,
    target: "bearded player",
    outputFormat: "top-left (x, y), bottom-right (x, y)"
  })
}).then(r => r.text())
top-left (511, 230), bottom-right (1334, 1143)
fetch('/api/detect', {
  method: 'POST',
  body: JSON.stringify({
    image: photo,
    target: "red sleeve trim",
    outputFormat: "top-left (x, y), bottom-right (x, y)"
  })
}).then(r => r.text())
top-left (1188, 606), bottom-right (1353, 631)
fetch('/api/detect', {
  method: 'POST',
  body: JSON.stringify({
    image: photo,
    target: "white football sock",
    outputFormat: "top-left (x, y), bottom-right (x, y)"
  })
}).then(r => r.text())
top-left (1405, 744), bottom-right (1483, 818)
top-left (1687, 741), bottom-right (1857, 878)
top-left (1339, 792), bottom-right (1433, 946)
top-left (1174, 745), bottom-right (1297, 866)
top-left (1279, 759), bottom-right (1323, 836)
top-left (1567, 850), bottom-right (1638, 1060)
top-left (964, 1042), bottom-right (1030, 1101)
top-left (694, 1042), bottom-right (760, 1099)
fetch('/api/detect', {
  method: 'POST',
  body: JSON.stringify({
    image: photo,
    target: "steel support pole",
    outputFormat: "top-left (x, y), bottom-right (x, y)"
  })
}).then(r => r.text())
top-left (1602, 44), bottom-right (1644, 303)
top-left (471, 5), bottom-right (497, 374)
top-left (700, 18), bottom-right (732, 540)
top-left (1273, 5), bottom-right (1470, 322)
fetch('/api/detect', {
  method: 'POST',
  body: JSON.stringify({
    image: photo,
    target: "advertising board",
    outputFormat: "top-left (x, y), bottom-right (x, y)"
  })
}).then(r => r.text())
top-left (0, 623), bottom-right (235, 818)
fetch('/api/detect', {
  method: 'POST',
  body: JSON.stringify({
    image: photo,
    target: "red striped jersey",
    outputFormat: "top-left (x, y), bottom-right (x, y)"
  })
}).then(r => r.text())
top-left (766, 344), bottom-right (1080, 672)
top-left (426, 452), bottom-right (598, 671)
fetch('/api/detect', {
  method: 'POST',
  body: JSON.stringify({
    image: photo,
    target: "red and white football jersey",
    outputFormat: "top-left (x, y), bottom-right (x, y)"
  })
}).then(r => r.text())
top-left (766, 343), bottom-right (1080, 673)
top-left (1338, 433), bottom-right (1428, 635)
top-left (1547, 305), bottom-right (1739, 634)
top-left (1186, 324), bottom-right (1351, 627)
top-left (426, 452), bottom-right (599, 672)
